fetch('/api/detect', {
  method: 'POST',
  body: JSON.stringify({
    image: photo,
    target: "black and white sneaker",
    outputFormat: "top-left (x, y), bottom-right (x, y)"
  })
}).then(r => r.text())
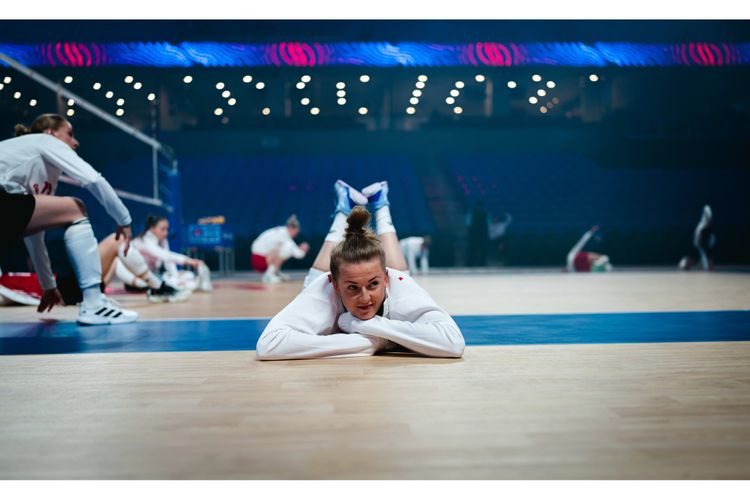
top-left (147, 282), bottom-right (191, 303)
top-left (77, 297), bottom-right (138, 325)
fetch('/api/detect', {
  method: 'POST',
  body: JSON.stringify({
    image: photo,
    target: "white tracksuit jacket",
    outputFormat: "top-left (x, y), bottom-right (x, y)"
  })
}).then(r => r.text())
top-left (256, 268), bottom-right (465, 360)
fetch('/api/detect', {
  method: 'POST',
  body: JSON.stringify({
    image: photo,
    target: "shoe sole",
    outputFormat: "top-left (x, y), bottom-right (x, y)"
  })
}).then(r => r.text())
top-left (77, 316), bottom-right (138, 325)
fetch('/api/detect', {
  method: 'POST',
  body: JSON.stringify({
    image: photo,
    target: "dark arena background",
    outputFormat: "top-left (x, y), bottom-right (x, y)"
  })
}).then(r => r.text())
top-left (1, 19), bottom-right (750, 482)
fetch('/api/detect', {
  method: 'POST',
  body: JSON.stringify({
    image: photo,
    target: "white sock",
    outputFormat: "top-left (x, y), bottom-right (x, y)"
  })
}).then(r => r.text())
top-left (64, 218), bottom-right (103, 307)
top-left (325, 212), bottom-right (348, 243)
top-left (375, 206), bottom-right (396, 235)
top-left (303, 267), bottom-right (325, 289)
top-left (265, 264), bottom-right (278, 277)
top-left (117, 243), bottom-right (162, 288)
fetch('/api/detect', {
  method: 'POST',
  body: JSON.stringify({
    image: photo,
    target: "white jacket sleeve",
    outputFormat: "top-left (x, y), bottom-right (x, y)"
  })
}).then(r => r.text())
top-left (41, 138), bottom-right (131, 226)
top-left (338, 309), bottom-right (465, 358)
top-left (137, 237), bottom-right (188, 266)
top-left (23, 232), bottom-right (56, 290)
top-left (85, 179), bottom-right (132, 227)
top-left (256, 275), bottom-right (387, 360)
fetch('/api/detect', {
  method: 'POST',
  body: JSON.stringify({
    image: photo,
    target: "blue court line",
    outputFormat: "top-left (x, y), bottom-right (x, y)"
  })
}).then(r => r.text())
top-left (1, 310), bottom-right (749, 356)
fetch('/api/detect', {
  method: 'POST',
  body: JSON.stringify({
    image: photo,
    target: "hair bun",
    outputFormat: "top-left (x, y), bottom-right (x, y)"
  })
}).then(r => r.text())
top-left (14, 124), bottom-right (31, 137)
top-left (345, 206), bottom-right (371, 238)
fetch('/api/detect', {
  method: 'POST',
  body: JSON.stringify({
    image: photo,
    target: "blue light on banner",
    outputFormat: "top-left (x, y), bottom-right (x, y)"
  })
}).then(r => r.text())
top-left (1, 41), bottom-right (749, 68)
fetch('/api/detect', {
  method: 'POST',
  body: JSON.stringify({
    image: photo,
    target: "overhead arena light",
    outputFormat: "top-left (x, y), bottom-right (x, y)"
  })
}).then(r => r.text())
top-left (222, 90), bottom-right (231, 98)
top-left (537, 89), bottom-right (547, 97)
top-left (529, 96), bottom-right (538, 104)
top-left (406, 107), bottom-right (416, 115)
top-left (296, 82), bottom-right (306, 90)
top-left (3, 76), bottom-right (12, 84)
top-left (455, 81), bottom-right (465, 89)
top-left (214, 108), bottom-right (223, 116)
top-left (133, 82), bottom-right (142, 90)
top-left (67, 98), bottom-right (75, 106)
top-left (410, 97), bottom-right (419, 105)
top-left (300, 97), bottom-right (310, 106)
top-left (215, 82), bottom-right (225, 90)
top-left (183, 75), bottom-right (193, 84)
top-left (256, 82), bottom-right (265, 90)
top-left (337, 90), bottom-right (346, 97)
top-left (532, 74), bottom-right (542, 82)
top-left (358, 107), bottom-right (368, 115)
top-left (415, 81), bottom-right (425, 89)
top-left (310, 107), bottom-right (320, 115)
top-left (29, 99), bottom-right (37, 107)
top-left (449, 89), bottom-right (459, 97)
top-left (262, 107), bottom-right (271, 116)
top-left (228, 98), bottom-right (237, 106)
top-left (547, 81), bottom-right (556, 88)
top-left (66, 109), bottom-right (75, 116)
top-left (301, 75), bottom-right (312, 83)
top-left (589, 74), bottom-right (599, 82)
top-left (507, 81), bottom-right (517, 89)
top-left (445, 97), bottom-right (455, 105)
top-left (417, 75), bottom-right (428, 82)
top-left (105, 91), bottom-right (114, 99)
top-left (475, 75), bottom-right (486, 82)
top-left (13, 91), bottom-right (21, 99)
top-left (116, 108), bottom-right (125, 117)
top-left (413, 89), bottom-right (422, 97)
top-left (124, 76), bottom-right (134, 84)
top-left (242, 75), bottom-right (253, 83)
top-left (64, 76), bottom-right (73, 84)
top-left (540, 106), bottom-right (548, 114)
top-left (453, 106), bottom-right (463, 114)
top-left (360, 75), bottom-right (370, 83)
top-left (337, 98), bottom-right (346, 105)
top-left (93, 82), bottom-right (102, 90)
top-left (336, 82), bottom-right (346, 89)
top-left (147, 93), bottom-right (156, 101)
top-left (116, 98), bottom-right (125, 106)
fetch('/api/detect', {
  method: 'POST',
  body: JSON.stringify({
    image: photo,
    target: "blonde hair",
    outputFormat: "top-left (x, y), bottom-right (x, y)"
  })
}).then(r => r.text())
top-left (14, 113), bottom-right (67, 137)
top-left (330, 206), bottom-right (385, 280)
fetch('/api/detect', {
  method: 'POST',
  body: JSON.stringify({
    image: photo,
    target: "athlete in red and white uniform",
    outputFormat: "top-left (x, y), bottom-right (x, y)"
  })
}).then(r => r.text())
top-left (0, 113), bottom-right (137, 324)
top-left (251, 214), bottom-right (310, 284)
top-left (256, 180), bottom-right (464, 360)
top-left (566, 225), bottom-right (612, 273)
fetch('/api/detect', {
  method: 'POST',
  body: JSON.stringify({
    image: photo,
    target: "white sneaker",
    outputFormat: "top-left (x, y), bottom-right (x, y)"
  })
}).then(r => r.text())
top-left (262, 272), bottom-right (282, 284)
top-left (361, 180), bottom-right (389, 209)
top-left (334, 179), bottom-right (368, 215)
top-left (77, 297), bottom-right (138, 325)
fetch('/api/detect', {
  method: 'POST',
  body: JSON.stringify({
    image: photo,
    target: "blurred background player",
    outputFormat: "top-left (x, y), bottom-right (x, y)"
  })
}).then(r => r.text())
top-left (566, 225), bottom-right (613, 273)
top-left (131, 215), bottom-right (212, 293)
top-left (400, 236), bottom-right (431, 275)
top-left (251, 214), bottom-right (310, 284)
top-left (679, 204), bottom-right (716, 271)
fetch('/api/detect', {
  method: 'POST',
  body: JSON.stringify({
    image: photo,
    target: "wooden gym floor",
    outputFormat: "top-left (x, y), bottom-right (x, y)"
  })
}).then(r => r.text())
top-left (1, 269), bottom-right (749, 479)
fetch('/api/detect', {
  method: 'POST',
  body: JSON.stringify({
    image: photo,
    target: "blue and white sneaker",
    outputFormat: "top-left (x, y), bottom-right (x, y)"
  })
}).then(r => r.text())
top-left (334, 180), bottom-right (368, 215)
top-left (362, 181), bottom-right (389, 210)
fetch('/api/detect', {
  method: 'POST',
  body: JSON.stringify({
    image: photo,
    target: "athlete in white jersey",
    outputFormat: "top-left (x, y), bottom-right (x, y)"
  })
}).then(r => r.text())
top-left (131, 215), bottom-right (212, 293)
top-left (0, 113), bottom-right (137, 324)
top-left (256, 180), bottom-right (464, 360)
top-left (251, 214), bottom-right (310, 284)
top-left (400, 236), bottom-right (431, 275)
